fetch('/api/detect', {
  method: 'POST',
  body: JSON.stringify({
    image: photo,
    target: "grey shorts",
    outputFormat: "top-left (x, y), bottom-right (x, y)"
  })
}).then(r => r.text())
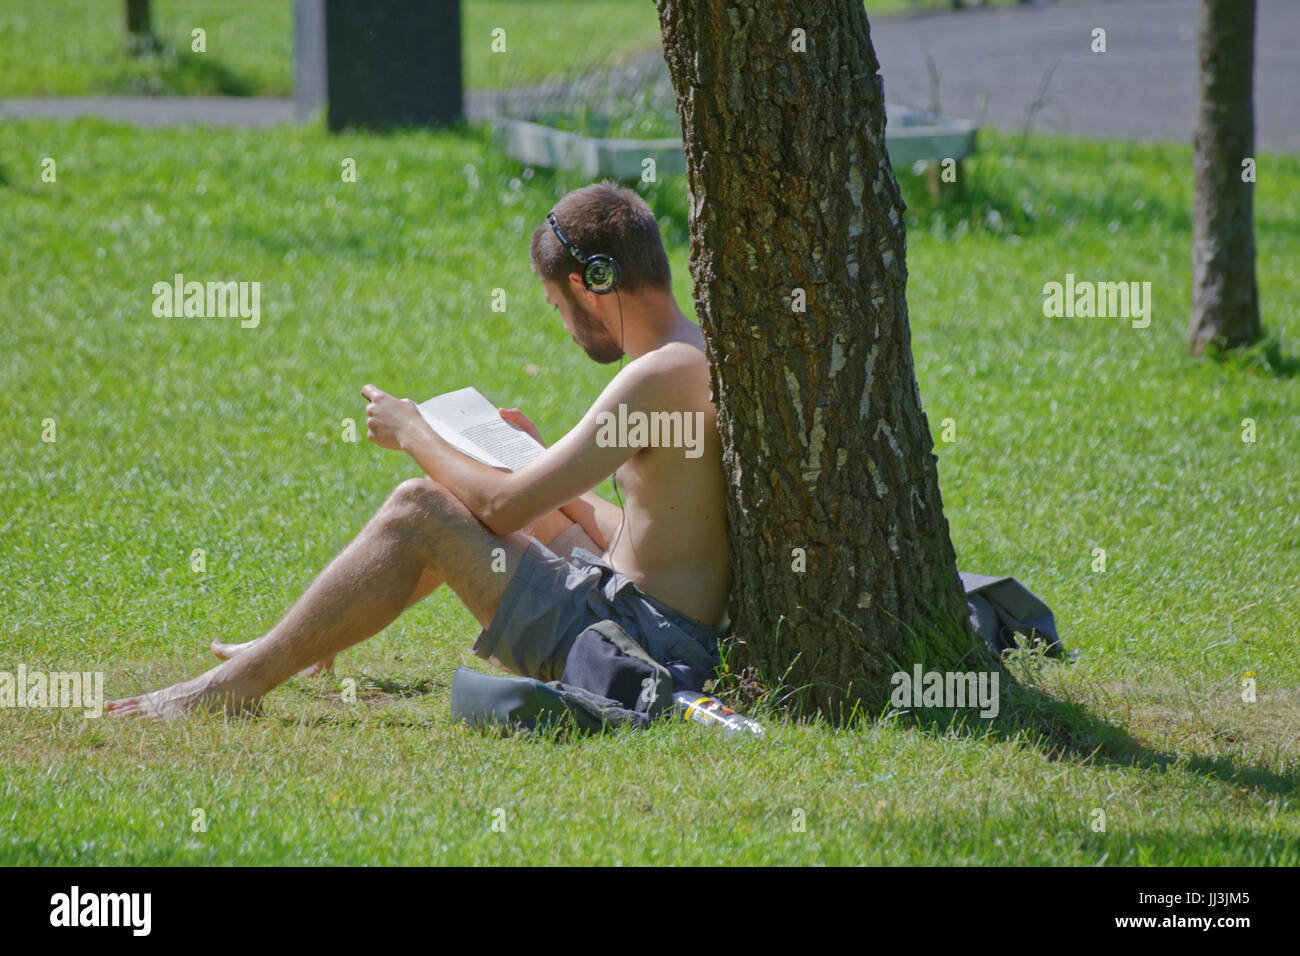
top-left (472, 541), bottom-right (726, 689)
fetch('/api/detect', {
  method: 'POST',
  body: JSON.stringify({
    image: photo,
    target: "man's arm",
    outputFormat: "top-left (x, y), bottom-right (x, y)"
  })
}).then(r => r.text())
top-left (499, 406), bottom-right (622, 550)
top-left (364, 361), bottom-right (663, 537)
top-left (559, 490), bottom-right (624, 552)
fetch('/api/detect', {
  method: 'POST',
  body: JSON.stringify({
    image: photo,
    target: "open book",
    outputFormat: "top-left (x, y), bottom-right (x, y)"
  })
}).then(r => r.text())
top-left (416, 386), bottom-right (545, 472)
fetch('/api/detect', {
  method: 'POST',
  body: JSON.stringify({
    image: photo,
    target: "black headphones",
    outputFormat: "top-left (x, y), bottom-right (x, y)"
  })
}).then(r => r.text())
top-left (546, 211), bottom-right (622, 295)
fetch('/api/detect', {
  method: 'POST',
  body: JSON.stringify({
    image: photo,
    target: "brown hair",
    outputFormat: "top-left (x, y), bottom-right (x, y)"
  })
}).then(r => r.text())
top-left (529, 181), bottom-right (672, 295)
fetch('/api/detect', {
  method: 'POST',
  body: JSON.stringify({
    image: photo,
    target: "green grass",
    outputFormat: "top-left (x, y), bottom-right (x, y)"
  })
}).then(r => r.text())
top-left (0, 0), bottom-right (296, 96)
top-left (0, 0), bottom-right (666, 97)
top-left (1, 115), bottom-right (1298, 864)
top-left (0, 0), bottom-right (1046, 98)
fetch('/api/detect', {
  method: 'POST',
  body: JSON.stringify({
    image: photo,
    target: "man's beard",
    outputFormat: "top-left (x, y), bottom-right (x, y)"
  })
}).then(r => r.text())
top-left (567, 292), bottom-right (624, 364)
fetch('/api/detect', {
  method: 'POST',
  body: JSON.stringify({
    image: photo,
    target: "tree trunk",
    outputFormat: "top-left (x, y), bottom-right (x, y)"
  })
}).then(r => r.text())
top-left (1188, 0), bottom-right (1261, 354)
top-left (654, 1), bottom-right (979, 718)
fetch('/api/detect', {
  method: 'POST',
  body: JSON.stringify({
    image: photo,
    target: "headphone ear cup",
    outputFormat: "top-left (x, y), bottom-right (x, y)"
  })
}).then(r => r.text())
top-left (584, 256), bottom-right (621, 295)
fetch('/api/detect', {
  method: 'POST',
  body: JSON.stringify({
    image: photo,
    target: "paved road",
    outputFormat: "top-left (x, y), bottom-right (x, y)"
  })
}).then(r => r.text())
top-left (2, 0), bottom-right (1296, 152)
top-left (0, 95), bottom-right (297, 126)
top-left (870, 0), bottom-right (1300, 151)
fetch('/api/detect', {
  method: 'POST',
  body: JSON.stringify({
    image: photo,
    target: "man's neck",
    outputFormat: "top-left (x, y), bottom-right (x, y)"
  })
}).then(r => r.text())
top-left (614, 289), bottom-right (702, 360)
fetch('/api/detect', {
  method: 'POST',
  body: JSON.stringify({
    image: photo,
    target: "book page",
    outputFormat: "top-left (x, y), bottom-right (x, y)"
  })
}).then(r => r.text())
top-left (416, 387), bottom-right (545, 472)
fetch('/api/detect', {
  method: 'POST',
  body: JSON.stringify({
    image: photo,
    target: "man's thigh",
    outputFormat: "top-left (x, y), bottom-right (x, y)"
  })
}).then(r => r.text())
top-left (444, 526), bottom-right (599, 632)
top-left (402, 480), bottom-right (595, 628)
top-left (387, 478), bottom-right (525, 629)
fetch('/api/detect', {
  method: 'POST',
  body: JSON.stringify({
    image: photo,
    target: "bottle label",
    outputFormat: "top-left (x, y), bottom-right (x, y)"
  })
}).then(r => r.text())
top-left (683, 696), bottom-right (736, 721)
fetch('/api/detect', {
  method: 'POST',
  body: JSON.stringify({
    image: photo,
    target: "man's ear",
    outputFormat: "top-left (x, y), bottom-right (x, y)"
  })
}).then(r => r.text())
top-left (567, 270), bottom-right (587, 301)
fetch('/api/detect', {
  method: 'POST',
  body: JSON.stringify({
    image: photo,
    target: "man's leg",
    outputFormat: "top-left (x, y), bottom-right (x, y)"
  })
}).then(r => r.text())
top-left (208, 495), bottom-right (596, 675)
top-left (107, 477), bottom-right (590, 719)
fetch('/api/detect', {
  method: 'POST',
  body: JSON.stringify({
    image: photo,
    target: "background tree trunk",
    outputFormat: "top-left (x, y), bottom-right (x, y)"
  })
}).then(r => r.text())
top-left (125, 0), bottom-right (152, 54)
top-left (125, 0), bottom-right (150, 35)
top-left (654, 1), bottom-right (980, 718)
top-left (1188, 0), bottom-right (1261, 354)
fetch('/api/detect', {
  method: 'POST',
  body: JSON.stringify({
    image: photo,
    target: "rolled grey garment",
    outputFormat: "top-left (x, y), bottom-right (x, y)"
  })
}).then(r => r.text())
top-left (967, 593), bottom-right (1003, 652)
top-left (448, 666), bottom-right (606, 735)
top-left (960, 571), bottom-right (1064, 656)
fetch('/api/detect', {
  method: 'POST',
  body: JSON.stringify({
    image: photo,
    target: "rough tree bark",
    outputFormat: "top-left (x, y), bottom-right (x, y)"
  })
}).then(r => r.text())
top-left (654, 1), bottom-right (980, 718)
top-left (1188, 0), bottom-right (1261, 355)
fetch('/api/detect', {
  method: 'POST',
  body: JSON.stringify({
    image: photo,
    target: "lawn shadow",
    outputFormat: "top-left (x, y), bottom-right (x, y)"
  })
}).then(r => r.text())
top-left (268, 675), bottom-right (444, 728)
top-left (104, 40), bottom-right (256, 97)
top-left (1207, 334), bottom-right (1300, 379)
top-left (904, 678), bottom-right (1300, 799)
top-left (359, 675), bottom-right (443, 698)
top-left (270, 709), bottom-right (439, 730)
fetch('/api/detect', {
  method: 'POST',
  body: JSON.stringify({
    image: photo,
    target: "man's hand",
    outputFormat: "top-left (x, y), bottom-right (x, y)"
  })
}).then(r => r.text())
top-left (362, 384), bottom-right (424, 451)
top-left (395, 352), bottom-right (673, 536)
top-left (498, 407), bottom-right (547, 447)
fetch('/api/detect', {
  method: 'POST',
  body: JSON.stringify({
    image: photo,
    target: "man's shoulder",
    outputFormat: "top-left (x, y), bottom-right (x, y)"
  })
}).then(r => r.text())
top-left (609, 343), bottom-right (710, 413)
top-left (621, 341), bottom-right (708, 387)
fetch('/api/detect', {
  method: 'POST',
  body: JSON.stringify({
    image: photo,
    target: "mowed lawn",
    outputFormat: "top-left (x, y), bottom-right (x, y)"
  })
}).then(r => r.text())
top-left (0, 0), bottom-right (1046, 97)
top-left (0, 0), bottom-right (665, 96)
top-left (1, 115), bottom-right (1298, 864)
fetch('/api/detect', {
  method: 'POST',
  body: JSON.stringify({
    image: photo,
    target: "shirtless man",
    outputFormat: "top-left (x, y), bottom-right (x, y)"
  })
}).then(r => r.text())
top-left (107, 181), bottom-right (730, 719)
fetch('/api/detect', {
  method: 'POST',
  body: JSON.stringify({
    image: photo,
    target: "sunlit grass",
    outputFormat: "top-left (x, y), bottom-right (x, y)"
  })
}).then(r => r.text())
top-left (1, 114), bottom-right (1297, 864)
top-left (0, 0), bottom-right (1048, 98)
top-left (0, 0), bottom-right (665, 97)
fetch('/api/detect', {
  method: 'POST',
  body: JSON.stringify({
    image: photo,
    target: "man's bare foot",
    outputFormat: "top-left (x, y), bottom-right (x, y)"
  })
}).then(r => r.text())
top-left (105, 666), bottom-right (261, 721)
top-left (211, 639), bottom-right (334, 678)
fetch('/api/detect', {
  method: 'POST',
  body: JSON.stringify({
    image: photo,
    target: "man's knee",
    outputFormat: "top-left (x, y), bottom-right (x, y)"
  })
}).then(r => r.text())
top-left (378, 478), bottom-right (465, 542)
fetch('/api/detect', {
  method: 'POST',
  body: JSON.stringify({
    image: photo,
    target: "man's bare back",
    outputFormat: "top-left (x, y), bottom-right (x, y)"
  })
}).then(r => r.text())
top-left (600, 339), bottom-right (729, 628)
